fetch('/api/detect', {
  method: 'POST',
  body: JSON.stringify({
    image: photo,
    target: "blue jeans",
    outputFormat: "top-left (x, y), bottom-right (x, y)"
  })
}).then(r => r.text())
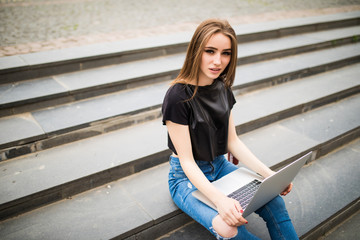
top-left (168, 155), bottom-right (299, 240)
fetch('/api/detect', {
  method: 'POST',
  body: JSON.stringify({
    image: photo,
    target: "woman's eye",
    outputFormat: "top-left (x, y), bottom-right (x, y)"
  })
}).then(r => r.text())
top-left (205, 49), bottom-right (214, 54)
top-left (223, 51), bottom-right (231, 56)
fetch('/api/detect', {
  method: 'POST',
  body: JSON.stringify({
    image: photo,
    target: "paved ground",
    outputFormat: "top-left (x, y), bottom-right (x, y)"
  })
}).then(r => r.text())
top-left (1, 0), bottom-right (360, 56)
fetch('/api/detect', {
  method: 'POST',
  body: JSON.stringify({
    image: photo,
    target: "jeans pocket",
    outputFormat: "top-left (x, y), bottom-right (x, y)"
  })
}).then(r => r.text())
top-left (170, 165), bottom-right (187, 179)
top-left (169, 156), bottom-right (187, 179)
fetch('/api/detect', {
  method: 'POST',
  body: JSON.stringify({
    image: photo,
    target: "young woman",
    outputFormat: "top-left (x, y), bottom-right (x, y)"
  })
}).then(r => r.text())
top-left (162, 19), bottom-right (298, 240)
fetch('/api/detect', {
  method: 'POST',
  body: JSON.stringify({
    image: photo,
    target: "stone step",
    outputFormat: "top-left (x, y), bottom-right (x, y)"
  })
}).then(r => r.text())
top-left (1, 11), bottom-right (359, 83)
top-left (0, 108), bottom-right (358, 239)
top-left (1, 25), bottom-right (359, 116)
top-left (1, 43), bottom-right (359, 160)
top-left (157, 140), bottom-right (360, 240)
top-left (0, 83), bottom-right (358, 222)
top-left (318, 210), bottom-right (360, 240)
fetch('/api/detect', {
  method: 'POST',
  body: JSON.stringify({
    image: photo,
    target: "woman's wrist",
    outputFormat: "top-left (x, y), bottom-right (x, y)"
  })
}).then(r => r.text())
top-left (263, 169), bottom-right (276, 178)
top-left (211, 192), bottom-right (227, 207)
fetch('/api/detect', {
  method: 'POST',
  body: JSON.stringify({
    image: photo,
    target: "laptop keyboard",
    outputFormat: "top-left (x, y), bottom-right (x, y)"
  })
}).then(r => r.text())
top-left (227, 179), bottom-right (262, 209)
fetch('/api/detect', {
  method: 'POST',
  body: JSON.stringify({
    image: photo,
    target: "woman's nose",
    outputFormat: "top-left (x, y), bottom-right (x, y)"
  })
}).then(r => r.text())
top-left (213, 53), bottom-right (221, 65)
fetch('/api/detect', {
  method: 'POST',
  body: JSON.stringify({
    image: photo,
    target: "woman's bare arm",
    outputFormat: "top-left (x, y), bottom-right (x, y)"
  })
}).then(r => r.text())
top-left (227, 111), bottom-right (292, 195)
top-left (166, 120), bottom-right (247, 226)
top-left (227, 112), bottom-right (274, 178)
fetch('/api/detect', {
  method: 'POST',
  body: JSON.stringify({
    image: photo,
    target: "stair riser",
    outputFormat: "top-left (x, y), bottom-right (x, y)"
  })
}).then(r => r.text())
top-left (124, 144), bottom-right (360, 240)
top-left (1, 17), bottom-right (358, 84)
top-left (0, 95), bottom-right (76, 118)
top-left (234, 55), bottom-right (360, 93)
top-left (236, 86), bottom-right (360, 135)
top-left (316, 127), bottom-right (360, 159)
top-left (0, 119), bottom-right (358, 222)
top-left (239, 36), bottom-right (359, 65)
top-left (1, 80), bottom-right (358, 163)
top-left (2, 36), bottom-right (359, 118)
top-left (0, 45), bottom-right (188, 84)
top-left (125, 197), bottom-right (360, 240)
top-left (0, 71), bottom-right (177, 117)
top-left (301, 198), bottom-right (360, 240)
top-left (0, 102), bottom-right (163, 151)
top-left (122, 212), bottom-right (191, 240)
top-left (237, 18), bottom-right (360, 43)
top-left (0, 149), bottom-right (171, 221)
top-left (0, 108), bottom-right (163, 161)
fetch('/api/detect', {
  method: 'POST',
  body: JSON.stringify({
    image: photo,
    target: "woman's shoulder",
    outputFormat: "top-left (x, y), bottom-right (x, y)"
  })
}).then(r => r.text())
top-left (168, 82), bottom-right (187, 92)
top-left (162, 83), bottom-right (191, 125)
top-left (164, 83), bottom-right (190, 103)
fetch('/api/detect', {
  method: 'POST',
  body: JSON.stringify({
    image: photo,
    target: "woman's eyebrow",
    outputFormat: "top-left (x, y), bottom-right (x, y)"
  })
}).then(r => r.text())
top-left (204, 46), bottom-right (217, 50)
top-left (204, 46), bottom-right (231, 51)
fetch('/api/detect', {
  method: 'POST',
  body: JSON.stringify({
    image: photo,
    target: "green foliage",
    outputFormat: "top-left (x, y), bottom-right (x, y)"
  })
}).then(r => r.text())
top-left (352, 35), bottom-right (359, 43)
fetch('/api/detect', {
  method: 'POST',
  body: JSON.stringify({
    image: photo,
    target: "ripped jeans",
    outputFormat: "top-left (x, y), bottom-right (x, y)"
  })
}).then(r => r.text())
top-left (168, 155), bottom-right (299, 240)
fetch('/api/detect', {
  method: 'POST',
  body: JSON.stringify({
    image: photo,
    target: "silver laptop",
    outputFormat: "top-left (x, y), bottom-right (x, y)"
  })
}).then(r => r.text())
top-left (192, 152), bottom-right (312, 217)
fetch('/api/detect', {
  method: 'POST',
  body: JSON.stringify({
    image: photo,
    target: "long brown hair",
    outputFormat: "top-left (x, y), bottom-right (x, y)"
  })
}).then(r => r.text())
top-left (172, 19), bottom-right (238, 97)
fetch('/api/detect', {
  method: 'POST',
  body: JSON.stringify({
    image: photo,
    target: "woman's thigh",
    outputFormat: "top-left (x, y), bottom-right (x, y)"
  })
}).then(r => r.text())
top-left (212, 155), bottom-right (239, 180)
top-left (168, 156), bottom-right (218, 229)
top-left (171, 177), bottom-right (218, 230)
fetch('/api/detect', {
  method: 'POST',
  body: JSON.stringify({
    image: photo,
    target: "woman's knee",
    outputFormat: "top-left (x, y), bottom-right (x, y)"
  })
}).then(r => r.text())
top-left (212, 215), bottom-right (238, 238)
top-left (257, 195), bottom-right (291, 223)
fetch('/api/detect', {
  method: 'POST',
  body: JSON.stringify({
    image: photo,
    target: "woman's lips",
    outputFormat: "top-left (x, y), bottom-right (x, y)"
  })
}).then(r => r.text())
top-left (209, 68), bottom-right (221, 74)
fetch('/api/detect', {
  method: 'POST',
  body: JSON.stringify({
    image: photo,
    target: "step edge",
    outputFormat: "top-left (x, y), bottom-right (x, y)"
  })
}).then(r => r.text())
top-left (1, 11), bottom-right (359, 81)
top-left (1, 81), bottom-right (359, 162)
top-left (300, 198), bottom-right (360, 240)
top-left (0, 123), bottom-right (358, 222)
top-left (2, 32), bottom-right (359, 113)
top-left (2, 50), bottom-right (359, 152)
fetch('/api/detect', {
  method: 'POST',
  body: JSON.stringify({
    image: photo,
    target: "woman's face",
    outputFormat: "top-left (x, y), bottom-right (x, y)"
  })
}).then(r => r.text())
top-left (198, 33), bottom-right (232, 85)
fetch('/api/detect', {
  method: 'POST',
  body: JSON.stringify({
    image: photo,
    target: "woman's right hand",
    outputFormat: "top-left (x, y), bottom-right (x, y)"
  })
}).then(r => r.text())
top-left (215, 196), bottom-right (248, 226)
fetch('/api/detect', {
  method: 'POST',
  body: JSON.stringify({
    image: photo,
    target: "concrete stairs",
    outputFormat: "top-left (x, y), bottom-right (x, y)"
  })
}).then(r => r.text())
top-left (0, 12), bottom-right (359, 239)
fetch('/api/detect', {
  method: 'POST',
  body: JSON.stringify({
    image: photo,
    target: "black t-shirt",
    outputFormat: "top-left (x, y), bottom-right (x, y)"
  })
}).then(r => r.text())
top-left (162, 79), bottom-right (236, 161)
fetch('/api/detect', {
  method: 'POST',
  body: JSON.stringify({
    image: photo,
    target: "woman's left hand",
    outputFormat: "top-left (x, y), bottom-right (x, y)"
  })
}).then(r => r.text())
top-left (280, 182), bottom-right (293, 196)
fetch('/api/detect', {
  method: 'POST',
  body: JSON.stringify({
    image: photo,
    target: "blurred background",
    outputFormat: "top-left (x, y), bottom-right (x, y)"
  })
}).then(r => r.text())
top-left (1, 0), bottom-right (360, 56)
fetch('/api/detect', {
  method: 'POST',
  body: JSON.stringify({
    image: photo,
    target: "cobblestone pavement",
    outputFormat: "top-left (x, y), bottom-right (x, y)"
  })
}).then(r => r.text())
top-left (1, 0), bottom-right (360, 56)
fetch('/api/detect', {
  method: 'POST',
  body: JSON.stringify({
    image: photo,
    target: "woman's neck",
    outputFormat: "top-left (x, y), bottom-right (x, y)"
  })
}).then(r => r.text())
top-left (190, 78), bottom-right (215, 87)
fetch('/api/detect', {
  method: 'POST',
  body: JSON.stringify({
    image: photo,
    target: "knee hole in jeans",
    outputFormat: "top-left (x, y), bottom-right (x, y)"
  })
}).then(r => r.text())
top-left (211, 215), bottom-right (238, 239)
top-left (210, 226), bottom-right (238, 240)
